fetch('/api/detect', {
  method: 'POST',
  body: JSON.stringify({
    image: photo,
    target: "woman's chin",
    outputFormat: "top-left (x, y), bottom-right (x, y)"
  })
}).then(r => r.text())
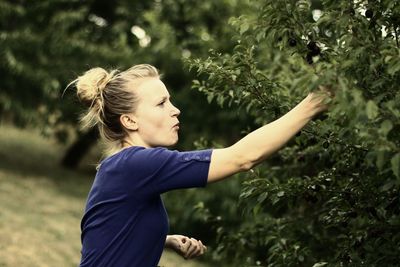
top-left (168, 137), bottom-right (179, 147)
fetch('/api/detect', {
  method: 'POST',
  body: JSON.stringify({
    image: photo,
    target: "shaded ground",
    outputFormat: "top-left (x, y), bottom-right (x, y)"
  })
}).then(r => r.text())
top-left (0, 124), bottom-right (208, 267)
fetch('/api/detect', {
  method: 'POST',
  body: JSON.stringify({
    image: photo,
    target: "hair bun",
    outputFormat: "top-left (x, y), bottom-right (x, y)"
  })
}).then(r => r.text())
top-left (75, 67), bottom-right (114, 106)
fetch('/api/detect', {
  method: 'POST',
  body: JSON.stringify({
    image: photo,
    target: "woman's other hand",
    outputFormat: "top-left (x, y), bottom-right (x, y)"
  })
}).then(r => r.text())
top-left (165, 235), bottom-right (207, 259)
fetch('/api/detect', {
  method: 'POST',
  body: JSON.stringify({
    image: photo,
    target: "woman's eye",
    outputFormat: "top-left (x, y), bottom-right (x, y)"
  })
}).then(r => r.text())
top-left (158, 101), bottom-right (165, 106)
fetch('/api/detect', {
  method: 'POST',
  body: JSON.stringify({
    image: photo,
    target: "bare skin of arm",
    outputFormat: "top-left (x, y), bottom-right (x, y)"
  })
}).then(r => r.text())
top-left (208, 92), bottom-right (329, 183)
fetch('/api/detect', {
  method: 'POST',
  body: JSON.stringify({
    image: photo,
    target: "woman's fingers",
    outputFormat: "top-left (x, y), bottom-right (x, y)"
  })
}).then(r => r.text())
top-left (183, 238), bottom-right (197, 259)
top-left (182, 237), bottom-right (198, 259)
top-left (169, 235), bottom-right (207, 259)
top-left (317, 85), bottom-right (335, 108)
top-left (199, 240), bottom-right (207, 254)
top-left (318, 85), bottom-right (335, 98)
top-left (191, 238), bottom-right (206, 257)
top-left (307, 87), bottom-right (334, 115)
top-left (179, 237), bottom-right (190, 257)
top-left (189, 239), bottom-right (199, 259)
top-left (185, 238), bottom-right (208, 259)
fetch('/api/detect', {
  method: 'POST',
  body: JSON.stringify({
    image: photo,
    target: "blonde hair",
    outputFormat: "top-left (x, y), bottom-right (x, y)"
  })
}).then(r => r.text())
top-left (70, 64), bottom-right (159, 156)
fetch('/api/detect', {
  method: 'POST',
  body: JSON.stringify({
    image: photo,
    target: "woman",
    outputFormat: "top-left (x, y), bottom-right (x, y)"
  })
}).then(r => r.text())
top-left (72, 64), bottom-right (329, 267)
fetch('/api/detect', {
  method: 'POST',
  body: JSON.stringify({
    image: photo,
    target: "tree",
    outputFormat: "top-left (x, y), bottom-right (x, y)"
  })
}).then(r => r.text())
top-left (188, 0), bottom-right (400, 266)
top-left (0, 0), bottom-right (249, 168)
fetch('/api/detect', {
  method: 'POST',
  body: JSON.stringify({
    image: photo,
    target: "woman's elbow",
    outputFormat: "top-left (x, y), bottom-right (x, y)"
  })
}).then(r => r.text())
top-left (237, 154), bottom-right (259, 172)
top-left (239, 161), bottom-right (253, 172)
top-left (225, 145), bottom-right (260, 172)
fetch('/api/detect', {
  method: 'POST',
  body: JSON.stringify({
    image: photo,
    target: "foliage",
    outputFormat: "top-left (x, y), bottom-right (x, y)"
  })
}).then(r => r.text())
top-left (187, 0), bottom-right (400, 266)
top-left (0, 0), bottom-right (146, 136)
top-left (0, 0), bottom-right (246, 147)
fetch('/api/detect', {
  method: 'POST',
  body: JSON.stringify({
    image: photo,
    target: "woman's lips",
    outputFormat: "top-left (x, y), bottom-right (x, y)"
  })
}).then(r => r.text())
top-left (173, 122), bottom-right (180, 130)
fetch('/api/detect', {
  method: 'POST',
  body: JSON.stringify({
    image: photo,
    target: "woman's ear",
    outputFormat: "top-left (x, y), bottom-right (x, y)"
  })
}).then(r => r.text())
top-left (120, 114), bottom-right (138, 131)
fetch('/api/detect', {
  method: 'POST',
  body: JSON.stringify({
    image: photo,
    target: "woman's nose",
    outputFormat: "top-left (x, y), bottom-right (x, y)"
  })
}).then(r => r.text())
top-left (170, 104), bottom-right (181, 117)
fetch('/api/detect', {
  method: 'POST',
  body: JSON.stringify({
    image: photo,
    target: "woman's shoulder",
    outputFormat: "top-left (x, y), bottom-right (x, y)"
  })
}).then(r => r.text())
top-left (100, 146), bottom-right (171, 166)
top-left (99, 146), bottom-right (212, 170)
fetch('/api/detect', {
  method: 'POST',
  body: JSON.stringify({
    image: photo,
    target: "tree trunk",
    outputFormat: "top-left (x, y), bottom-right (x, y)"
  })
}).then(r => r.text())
top-left (61, 127), bottom-right (99, 169)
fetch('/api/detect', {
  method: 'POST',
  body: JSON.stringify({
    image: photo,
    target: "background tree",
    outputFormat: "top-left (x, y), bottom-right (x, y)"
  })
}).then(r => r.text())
top-left (0, 0), bottom-right (150, 167)
top-left (0, 0), bottom-right (249, 168)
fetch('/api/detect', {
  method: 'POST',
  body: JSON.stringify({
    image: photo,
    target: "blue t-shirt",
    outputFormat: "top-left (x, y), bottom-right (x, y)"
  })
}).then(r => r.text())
top-left (79, 146), bottom-right (212, 267)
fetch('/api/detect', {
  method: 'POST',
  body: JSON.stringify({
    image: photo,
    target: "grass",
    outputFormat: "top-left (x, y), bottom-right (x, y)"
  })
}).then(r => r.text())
top-left (0, 124), bottom-right (208, 267)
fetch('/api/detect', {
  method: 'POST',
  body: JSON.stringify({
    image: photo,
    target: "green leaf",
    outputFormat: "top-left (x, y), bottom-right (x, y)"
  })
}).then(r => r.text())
top-left (388, 59), bottom-right (400, 75)
top-left (253, 204), bottom-right (261, 216)
top-left (379, 120), bottom-right (393, 136)
top-left (207, 94), bottom-right (214, 103)
top-left (351, 90), bottom-right (364, 105)
top-left (366, 100), bottom-right (379, 120)
top-left (256, 30), bottom-right (266, 42)
top-left (312, 263), bottom-right (328, 267)
top-left (377, 150), bottom-right (386, 171)
top-left (240, 22), bottom-right (249, 35)
top-left (391, 153), bottom-right (400, 180)
top-left (257, 192), bottom-right (268, 203)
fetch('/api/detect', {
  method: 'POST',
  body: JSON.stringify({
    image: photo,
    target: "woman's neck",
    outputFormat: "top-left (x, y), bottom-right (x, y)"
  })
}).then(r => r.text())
top-left (121, 139), bottom-right (135, 148)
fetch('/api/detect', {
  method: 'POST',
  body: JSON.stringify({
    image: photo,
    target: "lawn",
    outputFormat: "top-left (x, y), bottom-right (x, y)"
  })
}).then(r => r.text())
top-left (0, 124), bottom-right (208, 267)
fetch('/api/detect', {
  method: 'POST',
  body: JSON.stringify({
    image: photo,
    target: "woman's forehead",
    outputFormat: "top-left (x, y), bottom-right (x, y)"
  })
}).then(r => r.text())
top-left (135, 78), bottom-right (170, 101)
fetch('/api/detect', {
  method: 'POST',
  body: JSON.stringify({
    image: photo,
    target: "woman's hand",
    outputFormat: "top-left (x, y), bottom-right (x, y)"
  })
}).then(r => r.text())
top-left (304, 85), bottom-right (334, 117)
top-left (165, 235), bottom-right (207, 259)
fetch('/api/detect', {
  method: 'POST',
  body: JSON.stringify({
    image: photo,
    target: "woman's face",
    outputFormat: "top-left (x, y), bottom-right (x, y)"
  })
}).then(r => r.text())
top-left (131, 78), bottom-right (181, 148)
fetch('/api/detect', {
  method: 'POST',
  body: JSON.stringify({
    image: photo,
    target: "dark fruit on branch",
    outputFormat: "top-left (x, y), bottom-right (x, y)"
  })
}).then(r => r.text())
top-left (307, 41), bottom-right (318, 51)
top-left (322, 141), bottom-right (329, 149)
top-left (306, 41), bottom-right (321, 64)
top-left (307, 41), bottom-right (320, 56)
top-left (348, 211), bottom-right (358, 218)
top-left (313, 113), bottom-right (328, 121)
top-left (288, 38), bottom-right (297, 47)
top-left (313, 184), bottom-right (322, 192)
top-left (392, 15), bottom-right (400, 27)
top-left (304, 192), bottom-right (318, 203)
top-left (365, 9), bottom-right (373, 18)
top-left (306, 53), bottom-right (314, 64)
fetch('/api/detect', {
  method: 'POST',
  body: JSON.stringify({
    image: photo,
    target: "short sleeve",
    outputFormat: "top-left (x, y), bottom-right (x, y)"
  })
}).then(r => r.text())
top-left (122, 147), bottom-right (212, 196)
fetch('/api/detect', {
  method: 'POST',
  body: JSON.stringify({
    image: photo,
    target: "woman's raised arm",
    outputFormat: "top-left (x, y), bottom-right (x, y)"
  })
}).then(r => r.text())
top-left (207, 92), bottom-right (329, 183)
